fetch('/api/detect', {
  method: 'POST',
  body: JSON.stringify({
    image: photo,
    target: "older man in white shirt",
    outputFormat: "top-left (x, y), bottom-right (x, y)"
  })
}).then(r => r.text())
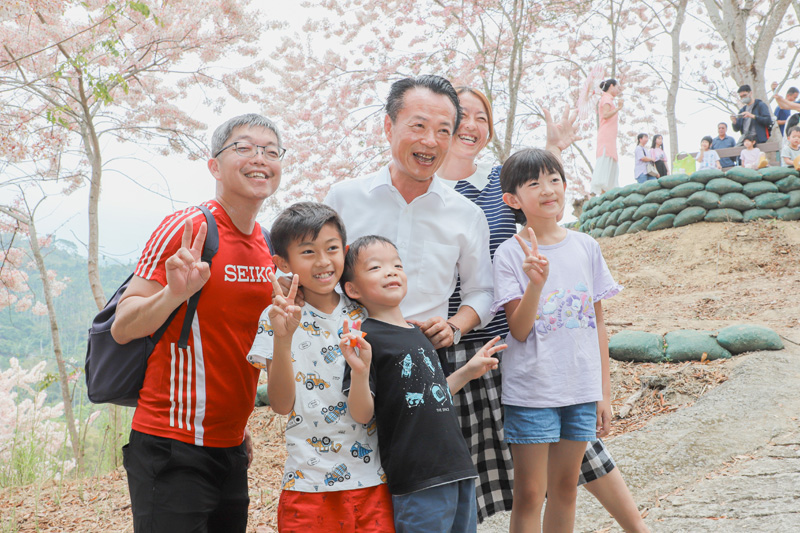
top-left (325, 75), bottom-right (493, 349)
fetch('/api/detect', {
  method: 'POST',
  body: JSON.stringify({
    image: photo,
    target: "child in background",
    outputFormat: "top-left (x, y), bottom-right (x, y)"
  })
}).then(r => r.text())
top-left (247, 202), bottom-right (393, 532)
top-left (493, 149), bottom-right (622, 533)
top-left (696, 135), bottom-right (721, 170)
top-left (339, 235), bottom-right (506, 533)
top-left (781, 126), bottom-right (800, 169)
top-left (650, 134), bottom-right (669, 176)
top-left (739, 134), bottom-right (767, 169)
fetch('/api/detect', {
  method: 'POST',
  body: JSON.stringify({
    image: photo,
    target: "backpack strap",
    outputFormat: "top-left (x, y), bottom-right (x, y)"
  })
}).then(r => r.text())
top-left (261, 226), bottom-right (274, 255)
top-left (177, 204), bottom-right (220, 349)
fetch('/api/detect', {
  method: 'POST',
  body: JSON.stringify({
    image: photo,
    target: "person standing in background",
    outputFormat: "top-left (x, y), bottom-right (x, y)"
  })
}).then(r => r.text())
top-left (731, 85), bottom-right (772, 145)
top-left (633, 133), bottom-right (655, 183)
top-left (649, 134), bottom-right (668, 177)
top-left (590, 79), bottom-right (623, 195)
top-left (771, 82), bottom-right (798, 136)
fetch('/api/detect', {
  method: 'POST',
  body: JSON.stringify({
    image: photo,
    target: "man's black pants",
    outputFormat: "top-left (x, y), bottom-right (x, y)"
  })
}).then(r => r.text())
top-left (123, 429), bottom-right (249, 533)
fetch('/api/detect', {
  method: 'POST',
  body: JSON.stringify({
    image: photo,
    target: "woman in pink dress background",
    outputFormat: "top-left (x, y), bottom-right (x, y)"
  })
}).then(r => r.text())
top-left (591, 79), bottom-right (624, 195)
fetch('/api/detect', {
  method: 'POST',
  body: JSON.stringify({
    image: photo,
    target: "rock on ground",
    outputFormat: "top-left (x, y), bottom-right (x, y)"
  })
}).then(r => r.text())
top-left (478, 345), bottom-right (800, 532)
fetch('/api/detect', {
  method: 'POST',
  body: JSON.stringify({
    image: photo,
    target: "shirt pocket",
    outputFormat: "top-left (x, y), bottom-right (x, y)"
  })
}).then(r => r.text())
top-left (418, 240), bottom-right (460, 296)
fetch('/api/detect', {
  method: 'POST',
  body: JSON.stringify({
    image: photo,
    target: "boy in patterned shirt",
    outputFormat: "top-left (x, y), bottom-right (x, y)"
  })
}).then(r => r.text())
top-left (247, 203), bottom-right (393, 531)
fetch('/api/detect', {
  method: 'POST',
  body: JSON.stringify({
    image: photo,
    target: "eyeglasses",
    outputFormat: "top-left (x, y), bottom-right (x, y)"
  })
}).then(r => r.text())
top-left (213, 141), bottom-right (286, 161)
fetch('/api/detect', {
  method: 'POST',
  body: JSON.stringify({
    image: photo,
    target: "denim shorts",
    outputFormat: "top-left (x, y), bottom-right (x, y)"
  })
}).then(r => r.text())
top-left (392, 478), bottom-right (477, 533)
top-left (503, 402), bottom-right (597, 444)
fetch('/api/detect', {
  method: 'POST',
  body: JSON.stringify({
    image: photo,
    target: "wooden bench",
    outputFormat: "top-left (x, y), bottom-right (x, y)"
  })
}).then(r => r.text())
top-left (682, 140), bottom-right (782, 170)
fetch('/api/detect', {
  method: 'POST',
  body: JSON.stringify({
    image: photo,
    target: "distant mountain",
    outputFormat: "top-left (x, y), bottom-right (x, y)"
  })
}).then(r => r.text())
top-left (0, 237), bottom-right (133, 369)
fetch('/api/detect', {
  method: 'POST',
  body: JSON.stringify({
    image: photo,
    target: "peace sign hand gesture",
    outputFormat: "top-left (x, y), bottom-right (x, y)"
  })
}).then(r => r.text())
top-left (267, 271), bottom-right (302, 338)
top-left (164, 218), bottom-right (211, 301)
top-left (515, 227), bottom-right (549, 288)
top-left (339, 319), bottom-right (372, 376)
top-left (462, 336), bottom-right (506, 380)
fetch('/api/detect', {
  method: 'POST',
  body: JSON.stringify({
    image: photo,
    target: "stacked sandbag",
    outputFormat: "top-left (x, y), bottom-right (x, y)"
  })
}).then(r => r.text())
top-left (607, 325), bottom-right (784, 362)
top-left (578, 167), bottom-right (800, 236)
top-left (255, 383), bottom-right (270, 407)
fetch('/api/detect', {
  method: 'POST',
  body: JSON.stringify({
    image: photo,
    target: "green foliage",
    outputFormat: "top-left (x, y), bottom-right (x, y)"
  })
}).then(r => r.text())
top-left (130, 1), bottom-right (150, 17)
top-left (0, 237), bottom-right (133, 371)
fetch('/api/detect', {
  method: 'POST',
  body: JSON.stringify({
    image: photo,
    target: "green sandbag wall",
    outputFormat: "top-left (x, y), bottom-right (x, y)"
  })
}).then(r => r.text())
top-left (608, 325), bottom-right (784, 363)
top-left (579, 167), bottom-right (800, 237)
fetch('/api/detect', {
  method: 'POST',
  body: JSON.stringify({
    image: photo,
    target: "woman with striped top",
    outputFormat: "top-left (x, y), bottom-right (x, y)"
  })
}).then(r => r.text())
top-left (437, 87), bottom-right (650, 532)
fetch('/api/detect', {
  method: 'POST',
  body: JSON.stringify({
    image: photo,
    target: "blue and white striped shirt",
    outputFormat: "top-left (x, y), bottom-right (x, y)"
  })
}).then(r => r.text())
top-left (443, 163), bottom-right (517, 342)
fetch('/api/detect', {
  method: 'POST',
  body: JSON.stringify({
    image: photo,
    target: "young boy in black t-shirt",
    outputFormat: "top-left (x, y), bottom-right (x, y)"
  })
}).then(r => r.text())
top-left (339, 235), bottom-right (506, 533)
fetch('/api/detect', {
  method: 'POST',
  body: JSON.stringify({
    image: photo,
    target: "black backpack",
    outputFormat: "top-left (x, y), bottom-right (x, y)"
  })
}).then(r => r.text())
top-left (85, 205), bottom-right (272, 407)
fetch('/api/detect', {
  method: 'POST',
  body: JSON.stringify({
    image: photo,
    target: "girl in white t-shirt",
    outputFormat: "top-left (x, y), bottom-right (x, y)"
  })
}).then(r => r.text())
top-left (493, 148), bottom-right (622, 533)
top-left (739, 134), bottom-right (765, 169)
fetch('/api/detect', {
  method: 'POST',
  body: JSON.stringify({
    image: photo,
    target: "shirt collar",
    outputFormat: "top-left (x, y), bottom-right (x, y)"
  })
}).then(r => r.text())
top-left (369, 164), bottom-right (448, 206)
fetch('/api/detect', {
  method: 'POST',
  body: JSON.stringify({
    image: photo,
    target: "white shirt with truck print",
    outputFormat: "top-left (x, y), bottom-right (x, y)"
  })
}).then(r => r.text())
top-left (247, 295), bottom-right (385, 492)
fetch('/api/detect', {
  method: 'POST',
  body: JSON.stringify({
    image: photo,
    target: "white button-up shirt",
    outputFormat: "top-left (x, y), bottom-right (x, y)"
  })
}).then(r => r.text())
top-left (325, 164), bottom-right (494, 326)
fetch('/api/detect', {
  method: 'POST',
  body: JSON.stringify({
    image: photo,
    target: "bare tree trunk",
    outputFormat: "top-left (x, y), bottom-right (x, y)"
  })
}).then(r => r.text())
top-left (609, 0), bottom-right (618, 78)
top-left (500, 0), bottom-right (525, 163)
top-left (47, 27), bottom-right (107, 312)
top-left (666, 0), bottom-right (688, 165)
top-left (702, 0), bottom-right (792, 103)
top-left (81, 110), bottom-right (106, 312)
top-left (26, 216), bottom-right (86, 474)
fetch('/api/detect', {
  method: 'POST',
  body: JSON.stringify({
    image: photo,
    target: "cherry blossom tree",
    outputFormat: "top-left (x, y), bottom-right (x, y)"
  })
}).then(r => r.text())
top-left (1, 0), bottom-right (274, 310)
top-left (1, 112), bottom-right (83, 469)
top-left (263, 0), bottom-right (607, 204)
top-left (264, 0), bottom-right (685, 207)
top-left (1, 212), bottom-right (80, 473)
top-left (635, 0), bottom-right (690, 163)
top-left (687, 0), bottom-right (799, 113)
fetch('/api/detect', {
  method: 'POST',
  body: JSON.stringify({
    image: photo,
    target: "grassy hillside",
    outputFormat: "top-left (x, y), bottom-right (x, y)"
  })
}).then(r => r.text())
top-left (0, 238), bottom-right (133, 371)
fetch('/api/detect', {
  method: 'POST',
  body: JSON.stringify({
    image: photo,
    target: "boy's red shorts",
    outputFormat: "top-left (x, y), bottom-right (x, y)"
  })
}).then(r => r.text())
top-left (277, 483), bottom-right (395, 532)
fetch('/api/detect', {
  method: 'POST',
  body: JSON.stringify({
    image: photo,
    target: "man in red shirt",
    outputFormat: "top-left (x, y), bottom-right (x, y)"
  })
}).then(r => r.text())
top-left (111, 114), bottom-right (282, 532)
